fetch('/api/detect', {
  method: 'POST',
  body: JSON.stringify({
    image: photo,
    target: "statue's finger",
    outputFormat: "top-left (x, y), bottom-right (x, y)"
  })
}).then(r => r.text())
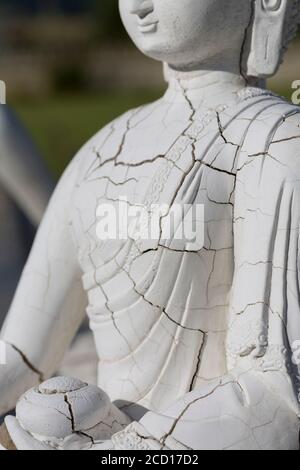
top-left (5, 416), bottom-right (54, 451)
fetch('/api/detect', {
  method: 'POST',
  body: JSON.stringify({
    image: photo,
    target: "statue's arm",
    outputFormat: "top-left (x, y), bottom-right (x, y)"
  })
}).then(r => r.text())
top-left (0, 154), bottom-right (87, 415)
top-left (4, 366), bottom-right (298, 450)
top-left (104, 369), bottom-right (298, 450)
top-left (0, 106), bottom-right (55, 225)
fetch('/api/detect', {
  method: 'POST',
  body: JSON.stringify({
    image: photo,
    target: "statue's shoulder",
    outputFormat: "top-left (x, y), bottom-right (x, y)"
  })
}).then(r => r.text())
top-left (239, 90), bottom-right (300, 143)
top-left (268, 103), bottom-right (300, 176)
top-left (74, 100), bottom-right (160, 172)
top-left (236, 87), bottom-right (299, 120)
top-left (78, 105), bottom-right (141, 154)
top-left (218, 88), bottom-right (299, 149)
top-left (234, 91), bottom-right (300, 178)
top-left (86, 98), bottom-right (162, 147)
top-left (269, 99), bottom-right (300, 142)
top-left (249, 93), bottom-right (300, 151)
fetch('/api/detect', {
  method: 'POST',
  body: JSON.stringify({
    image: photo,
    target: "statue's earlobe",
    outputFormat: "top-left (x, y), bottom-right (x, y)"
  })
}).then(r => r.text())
top-left (245, 0), bottom-right (289, 78)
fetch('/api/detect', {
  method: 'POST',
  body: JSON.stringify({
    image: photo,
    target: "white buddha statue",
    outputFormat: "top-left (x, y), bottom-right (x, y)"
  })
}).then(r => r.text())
top-left (1, 0), bottom-right (300, 450)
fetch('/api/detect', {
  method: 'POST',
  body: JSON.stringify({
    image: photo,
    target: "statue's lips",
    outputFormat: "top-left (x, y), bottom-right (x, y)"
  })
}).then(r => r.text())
top-left (137, 20), bottom-right (159, 33)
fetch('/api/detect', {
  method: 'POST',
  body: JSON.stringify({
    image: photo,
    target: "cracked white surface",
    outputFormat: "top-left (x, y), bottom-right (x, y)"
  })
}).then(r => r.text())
top-left (9, 377), bottom-right (130, 450)
top-left (1, 0), bottom-right (300, 451)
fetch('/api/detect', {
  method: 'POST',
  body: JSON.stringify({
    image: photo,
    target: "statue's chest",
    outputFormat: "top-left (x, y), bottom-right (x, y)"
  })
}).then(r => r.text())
top-left (69, 107), bottom-right (235, 377)
top-left (70, 104), bottom-right (236, 277)
top-left (72, 163), bottom-right (234, 295)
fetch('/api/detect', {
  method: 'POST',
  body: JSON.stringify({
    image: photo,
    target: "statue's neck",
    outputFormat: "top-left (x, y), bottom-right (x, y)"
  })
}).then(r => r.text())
top-left (163, 66), bottom-right (263, 110)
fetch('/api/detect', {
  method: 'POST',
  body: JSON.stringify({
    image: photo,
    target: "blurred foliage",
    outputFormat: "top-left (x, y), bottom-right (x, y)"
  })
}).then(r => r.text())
top-left (91, 0), bottom-right (127, 43)
top-left (53, 63), bottom-right (87, 93)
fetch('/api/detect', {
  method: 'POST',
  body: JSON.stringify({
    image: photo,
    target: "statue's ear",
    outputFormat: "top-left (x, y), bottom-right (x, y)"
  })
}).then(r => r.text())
top-left (245, 0), bottom-right (289, 78)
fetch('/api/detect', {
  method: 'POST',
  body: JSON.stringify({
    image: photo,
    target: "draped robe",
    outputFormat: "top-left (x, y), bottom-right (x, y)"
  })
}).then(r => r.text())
top-left (2, 85), bottom-right (300, 450)
top-left (70, 89), bottom-right (300, 422)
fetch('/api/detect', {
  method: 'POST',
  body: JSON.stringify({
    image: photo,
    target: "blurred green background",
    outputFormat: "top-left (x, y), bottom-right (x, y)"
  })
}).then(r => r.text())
top-left (1, 0), bottom-right (299, 178)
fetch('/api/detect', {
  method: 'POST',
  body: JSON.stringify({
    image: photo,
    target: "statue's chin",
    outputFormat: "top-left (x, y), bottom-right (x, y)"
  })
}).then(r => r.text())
top-left (133, 43), bottom-right (169, 63)
top-left (129, 34), bottom-right (184, 65)
top-left (131, 37), bottom-right (226, 74)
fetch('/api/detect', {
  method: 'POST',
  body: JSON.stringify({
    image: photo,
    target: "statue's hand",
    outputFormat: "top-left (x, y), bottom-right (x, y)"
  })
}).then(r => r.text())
top-left (5, 376), bottom-right (131, 451)
top-left (110, 422), bottom-right (166, 450)
top-left (5, 416), bottom-right (114, 450)
top-left (5, 417), bottom-right (54, 450)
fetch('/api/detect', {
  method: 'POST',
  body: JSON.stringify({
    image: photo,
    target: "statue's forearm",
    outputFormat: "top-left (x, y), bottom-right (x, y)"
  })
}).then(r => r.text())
top-left (4, 370), bottom-right (299, 450)
top-left (111, 370), bottom-right (300, 450)
top-left (0, 152), bottom-right (87, 384)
